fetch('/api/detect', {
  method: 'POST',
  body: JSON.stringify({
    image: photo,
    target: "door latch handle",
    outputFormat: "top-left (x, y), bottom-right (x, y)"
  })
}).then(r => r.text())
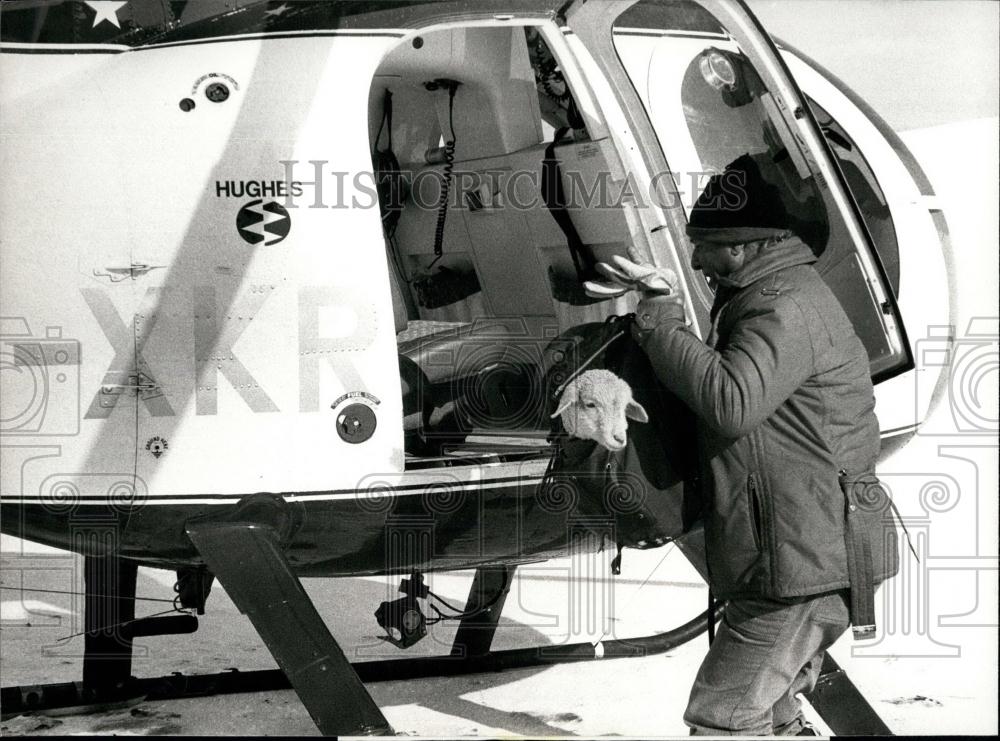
top-left (100, 374), bottom-right (160, 395)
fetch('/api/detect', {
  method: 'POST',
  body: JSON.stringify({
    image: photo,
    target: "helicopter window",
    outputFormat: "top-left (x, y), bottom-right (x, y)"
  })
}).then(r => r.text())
top-left (370, 23), bottom-right (641, 466)
top-left (612, 1), bottom-right (829, 256)
top-left (525, 27), bottom-right (590, 142)
top-left (676, 46), bottom-right (831, 255)
top-left (806, 95), bottom-right (901, 297)
top-left (611, 0), bottom-right (908, 378)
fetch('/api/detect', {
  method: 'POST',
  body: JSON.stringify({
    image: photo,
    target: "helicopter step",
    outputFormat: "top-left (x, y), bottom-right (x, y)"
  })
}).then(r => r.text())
top-left (184, 521), bottom-right (395, 737)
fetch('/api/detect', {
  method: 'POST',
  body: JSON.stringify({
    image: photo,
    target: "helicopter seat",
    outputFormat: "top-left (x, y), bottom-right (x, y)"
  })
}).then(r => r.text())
top-left (387, 249), bottom-right (550, 451)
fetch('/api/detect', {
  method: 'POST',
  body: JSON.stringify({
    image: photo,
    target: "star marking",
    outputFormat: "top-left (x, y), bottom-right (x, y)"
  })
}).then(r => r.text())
top-left (84, 1), bottom-right (128, 29)
top-left (265, 3), bottom-right (291, 18)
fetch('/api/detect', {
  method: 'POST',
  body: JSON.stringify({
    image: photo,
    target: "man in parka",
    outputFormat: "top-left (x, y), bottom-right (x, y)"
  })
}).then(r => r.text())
top-left (594, 154), bottom-right (899, 735)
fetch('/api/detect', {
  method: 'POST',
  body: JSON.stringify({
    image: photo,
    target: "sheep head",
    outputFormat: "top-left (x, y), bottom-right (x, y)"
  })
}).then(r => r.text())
top-left (551, 369), bottom-right (648, 451)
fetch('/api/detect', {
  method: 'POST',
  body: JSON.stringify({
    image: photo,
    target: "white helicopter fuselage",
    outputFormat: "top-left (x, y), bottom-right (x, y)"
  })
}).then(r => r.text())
top-left (0, 0), bottom-right (953, 572)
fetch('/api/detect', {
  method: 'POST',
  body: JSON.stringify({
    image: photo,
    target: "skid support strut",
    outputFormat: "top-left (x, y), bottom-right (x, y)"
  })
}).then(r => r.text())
top-left (449, 566), bottom-right (516, 657)
top-left (82, 555), bottom-right (138, 700)
top-left (185, 522), bottom-right (393, 737)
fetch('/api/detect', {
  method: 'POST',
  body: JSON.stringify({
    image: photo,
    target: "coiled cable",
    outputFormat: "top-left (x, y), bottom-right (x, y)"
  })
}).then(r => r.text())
top-left (432, 82), bottom-right (459, 262)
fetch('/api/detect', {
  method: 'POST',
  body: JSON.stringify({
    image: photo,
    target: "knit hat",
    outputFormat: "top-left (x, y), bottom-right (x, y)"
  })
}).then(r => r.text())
top-left (686, 154), bottom-right (791, 244)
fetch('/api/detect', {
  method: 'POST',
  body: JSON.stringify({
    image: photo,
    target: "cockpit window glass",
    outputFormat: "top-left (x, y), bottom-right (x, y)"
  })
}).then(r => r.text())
top-left (611, 0), bottom-right (909, 378)
top-left (678, 47), bottom-right (831, 253)
top-left (613, 1), bottom-right (830, 255)
top-left (614, 0), bottom-right (725, 36)
top-left (806, 95), bottom-right (901, 296)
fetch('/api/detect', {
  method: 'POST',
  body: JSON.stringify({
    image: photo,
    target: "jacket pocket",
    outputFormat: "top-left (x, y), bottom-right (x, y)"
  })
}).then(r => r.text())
top-left (747, 472), bottom-right (764, 551)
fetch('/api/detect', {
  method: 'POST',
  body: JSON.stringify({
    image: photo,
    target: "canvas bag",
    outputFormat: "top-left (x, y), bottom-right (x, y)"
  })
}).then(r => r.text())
top-left (541, 315), bottom-right (702, 563)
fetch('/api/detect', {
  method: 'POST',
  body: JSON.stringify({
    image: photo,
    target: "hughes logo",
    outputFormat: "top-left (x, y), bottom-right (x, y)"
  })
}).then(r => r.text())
top-left (236, 199), bottom-right (291, 246)
top-left (215, 180), bottom-right (304, 199)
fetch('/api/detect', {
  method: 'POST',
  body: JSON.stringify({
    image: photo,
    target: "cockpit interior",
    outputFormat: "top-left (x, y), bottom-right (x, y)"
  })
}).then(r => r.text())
top-left (369, 25), bottom-right (641, 466)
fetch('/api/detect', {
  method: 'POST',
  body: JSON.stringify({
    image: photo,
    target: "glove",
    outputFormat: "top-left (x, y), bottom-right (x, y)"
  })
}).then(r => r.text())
top-left (584, 246), bottom-right (684, 303)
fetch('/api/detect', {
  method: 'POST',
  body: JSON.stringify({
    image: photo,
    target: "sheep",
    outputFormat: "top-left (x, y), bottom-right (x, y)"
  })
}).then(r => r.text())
top-left (551, 369), bottom-right (648, 452)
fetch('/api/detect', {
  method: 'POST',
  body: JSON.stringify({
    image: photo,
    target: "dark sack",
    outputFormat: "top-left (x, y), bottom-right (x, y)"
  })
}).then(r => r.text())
top-left (542, 315), bottom-right (702, 552)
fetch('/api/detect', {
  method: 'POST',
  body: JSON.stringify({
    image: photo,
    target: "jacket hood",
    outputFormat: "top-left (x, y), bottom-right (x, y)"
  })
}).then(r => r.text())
top-left (716, 236), bottom-right (818, 290)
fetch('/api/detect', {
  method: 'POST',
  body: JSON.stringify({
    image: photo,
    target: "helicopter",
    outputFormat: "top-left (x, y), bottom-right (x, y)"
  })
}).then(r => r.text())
top-left (0, 0), bottom-right (954, 735)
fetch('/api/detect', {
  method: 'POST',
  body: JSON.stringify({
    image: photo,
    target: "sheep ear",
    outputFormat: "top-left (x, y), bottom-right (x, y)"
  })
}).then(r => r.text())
top-left (551, 396), bottom-right (575, 419)
top-left (551, 386), bottom-right (576, 419)
top-left (626, 399), bottom-right (648, 423)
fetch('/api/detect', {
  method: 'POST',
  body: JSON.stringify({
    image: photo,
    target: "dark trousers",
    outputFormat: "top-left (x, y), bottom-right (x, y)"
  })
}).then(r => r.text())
top-left (684, 590), bottom-right (850, 735)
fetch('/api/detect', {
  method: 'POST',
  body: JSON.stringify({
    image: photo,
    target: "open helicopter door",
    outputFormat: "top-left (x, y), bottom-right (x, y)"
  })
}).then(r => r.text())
top-left (95, 38), bottom-right (407, 509)
top-left (575, 0), bottom-right (912, 410)
top-left (774, 43), bottom-right (954, 449)
top-left (0, 54), bottom-right (141, 541)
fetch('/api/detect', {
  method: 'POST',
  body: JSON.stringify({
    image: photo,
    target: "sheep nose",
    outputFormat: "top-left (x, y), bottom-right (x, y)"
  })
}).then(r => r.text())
top-left (612, 432), bottom-right (626, 446)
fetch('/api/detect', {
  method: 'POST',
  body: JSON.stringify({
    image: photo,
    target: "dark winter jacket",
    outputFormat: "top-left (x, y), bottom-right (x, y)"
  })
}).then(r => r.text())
top-left (633, 236), bottom-right (895, 600)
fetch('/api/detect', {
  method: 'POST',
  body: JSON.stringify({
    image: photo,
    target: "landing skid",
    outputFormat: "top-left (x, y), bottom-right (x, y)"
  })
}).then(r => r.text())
top-left (1, 554), bottom-right (196, 719)
top-left (808, 654), bottom-right (893, 735)
top-left (1, 531), bottom-right (892, 736)
top-left (1, 606), bottom-right (716, 719)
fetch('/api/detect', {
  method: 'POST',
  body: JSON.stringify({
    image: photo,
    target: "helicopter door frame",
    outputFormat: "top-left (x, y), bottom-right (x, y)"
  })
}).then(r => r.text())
top-left (538, 22), bottom-right (706, 334)
top-left (563, 0), bottom-right (913, 381)
top-left (552, 5), bottom-right (711, 336)
top-left (776, 44), bottom-right (954, 438)
top-left (702, 0), bottom-right (913, 382)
